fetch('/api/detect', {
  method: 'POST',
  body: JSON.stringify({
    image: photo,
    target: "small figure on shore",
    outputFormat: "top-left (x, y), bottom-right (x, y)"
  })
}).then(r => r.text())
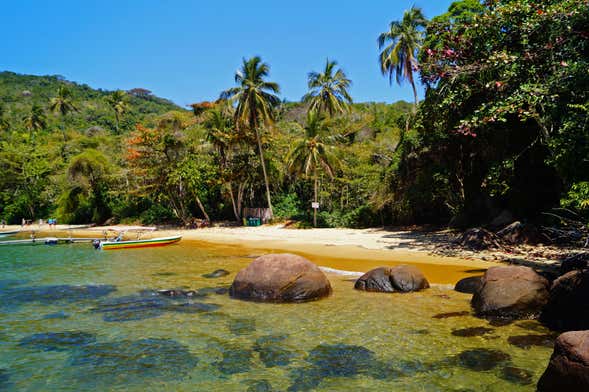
top-left (1, 219), bottom-right (5, 228)
top-left (21, 218), bottom-right (25, 228)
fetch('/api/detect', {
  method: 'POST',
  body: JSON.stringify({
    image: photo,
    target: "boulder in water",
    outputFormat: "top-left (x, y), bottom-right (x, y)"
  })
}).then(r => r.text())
top-left (229, 254), bottom-right (331, 302)
top-left (541, 269), bottom-right (589, 331)
top-left (354, 265), bottom-right (429, 293)
top-left (537, 330), bottom-right (589, 391)
top-left (471, 266), bottom-right (549, 318)
top-left (454, 276), bottom-right (483, 294)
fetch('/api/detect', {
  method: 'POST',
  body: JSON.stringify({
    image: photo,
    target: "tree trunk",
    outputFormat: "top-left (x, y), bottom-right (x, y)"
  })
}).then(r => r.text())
top-left (411, 78), bottom-right (419, 110)
top-left (195, 194), bottom-right (210, 222)
top-left (313, 176), bottom-right (318, 227)
top-left (254, 127), bottom-right (273, 217)
top-left (115, 112), bottom-right (120, 134)
top-left (228, 183), bottom-right (240, 221)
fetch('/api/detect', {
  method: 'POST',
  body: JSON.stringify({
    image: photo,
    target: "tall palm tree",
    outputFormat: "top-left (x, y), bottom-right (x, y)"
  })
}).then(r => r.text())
top-left (23, 104), bottom-right (47, 141)
top-left (49, 85), bottom-right (78, 148)
top-left (303, 59), bottom-right (353, 117)
top-left (220, 56), bottom-right (280, 217)
top-left (287, 111), bottom-right (337, 227)
top-left (105, 90), bottom-right (130, 133)
top-left (378, 6), bottom-right (427, 109)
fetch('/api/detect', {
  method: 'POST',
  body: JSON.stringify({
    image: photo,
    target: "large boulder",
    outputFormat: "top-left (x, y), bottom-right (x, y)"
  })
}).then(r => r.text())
top-left (454, 276), bottom-right (483, 294)
top-left (354, 265), bottom-right (429, 293)
top-left (496, 221), bottom-right (547, 245)
top-left (541, 269), bottom-right (589, 331)
top-left (471, 266), bottom-right (550, 318)
top-left (537, 331), bottom-right (589, 392)
top-left (229, 254), bottom-right (331, 302)
top-left (455, 228), bottom-right (502, 251)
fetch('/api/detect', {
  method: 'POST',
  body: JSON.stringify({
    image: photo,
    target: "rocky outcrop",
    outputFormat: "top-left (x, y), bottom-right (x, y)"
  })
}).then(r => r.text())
top-left (497, 221), bottom-right (547, 245)
top-left (537, 331), bottom-right (589, 392)
top-left (541, 269), bottom-right (589, 331)
top-left (471, 266), bottom-right (549, 318)
top-left (229, 254), bottom-right (331, 302)
top-left (454, 276), bottom-right (483, 294)
top-left (354, 265), bottom-right (429, 293)
top-left (560, 253), bottom-right (589, 275)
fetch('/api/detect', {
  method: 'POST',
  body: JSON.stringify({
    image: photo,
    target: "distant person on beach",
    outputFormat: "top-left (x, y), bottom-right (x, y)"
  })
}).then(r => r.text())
top-left (21, 218), bottom-right (25, 228)
top-left (1, 219), bottom-right (5, 228)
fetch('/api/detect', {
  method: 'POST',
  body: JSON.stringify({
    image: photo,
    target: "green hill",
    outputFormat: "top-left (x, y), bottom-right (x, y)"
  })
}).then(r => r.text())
top-left (0, 71), bottom-right (183, 134)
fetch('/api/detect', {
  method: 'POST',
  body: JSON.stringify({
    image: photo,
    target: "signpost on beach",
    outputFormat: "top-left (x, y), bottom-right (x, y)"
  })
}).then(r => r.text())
top-left (312, 202), bottom-right (319, 227)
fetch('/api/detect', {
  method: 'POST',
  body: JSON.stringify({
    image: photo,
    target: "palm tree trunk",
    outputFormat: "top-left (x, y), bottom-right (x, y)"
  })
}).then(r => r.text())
top-left (228, 183), bottom-right (240, 221)
top-left (411, 78), bottom-right (419, 109)
top-left (313, 176), bottom-right (318, 227)
top-left (254, 127), bottom-right (273, 217)
top-left (195, 194), bottom-right (210, 222)
top-left (115, 112), bottom-right (120, 134)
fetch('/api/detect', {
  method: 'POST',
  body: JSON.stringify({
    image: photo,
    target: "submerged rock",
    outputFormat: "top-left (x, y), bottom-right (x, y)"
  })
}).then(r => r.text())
top-left (500, 366), bottom-right (533, 385)
top-left (0, 284), bottom-right (117, 305)
top-left (70, 338), bottom-right (198, 382)
top-left (471, 266), bottom-right (549, 319)
top-left (454, 276), bottom-right (483, 294)
top-left (254, 335), bottom-right (295, 368)
top-left (541, 269), bottom-right (589, 331)
top-left (228, 318), bottom-right (255, 335)
top-left (229, 254), bottom-right (331, 302)
top-left (203, 269), bottom-right (230, 279)
top-left (354, 265), bottom-right (429, 293)
top-left (451, 327), bottom-right (494, 337)
top-left (432, 311), bottom-right (470, 319)
top-left (42, 311), bottom-right (70, 320)
top-left (245, 379), bottom-right (274, 392)
top-left (19, 331), bottom-right (96, 352)
top-left (457, 349), bottom-right (511, 371)
top-left (216, 345), bottom-right (253, 375)
top-left (507, 334), bottom-right (555, 349)
top-left (93, 291), bottom-right (220, 322)
top-left (537, 330), bottom-right (589, 392)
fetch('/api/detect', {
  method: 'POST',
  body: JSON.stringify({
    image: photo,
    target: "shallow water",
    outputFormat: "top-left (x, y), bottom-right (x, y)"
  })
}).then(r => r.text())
top-left (0, 240), bottom-right (552, 391)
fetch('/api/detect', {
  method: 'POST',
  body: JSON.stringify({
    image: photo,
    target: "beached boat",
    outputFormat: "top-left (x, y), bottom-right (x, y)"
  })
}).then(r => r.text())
top-left (0, 230), bottom-right (20, 238)
top-left (96, 235), bottom-right (182, 250)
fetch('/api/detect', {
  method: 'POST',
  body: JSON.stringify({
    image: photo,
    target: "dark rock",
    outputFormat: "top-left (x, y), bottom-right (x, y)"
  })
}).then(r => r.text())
top-left (454, 276), bottom-right (483, 294)
top-left (515, 320), bottom-right (549, 333)
top-left (216, 345), bottom-right (252, 375)
top-left (457, 349), bottom-right (511, 371)
top-left (507, 334), bottom-right (555, 349)
top-left (471, 266), bottom-right (549, 318)
top-left (152, 272), bottom-right (177, 277)
top-left (254, 335), bottom-right (295, 367)
top-left (451, 327), bottom-right (494, 337)
top-left (560, 253), bottom-right (589, 275)
top-left (203, 269), bottom-right (230, 279)
top-left (19, 332), bottom-right (96, 352)
top-left (541, 269), bottom-right (589, 331)
top-left (455, 228), bottom-right (502, 251)
top-left (156, 289), bottom-right (205, 298)
top-left (432, 311), bottom-right (470, 319)
top-left (229, 254), bottom-right (331, 302)
top-left (537, 331), bottom-right (589, 392)
top-left (497, 221), bottom-right (546, 245)
top-left (500, 366), bottom-right (533, 385)
top-left (354, 265), bottom-right (429, 293)
top-left (70, 338), bottom-right (198, 382)
top-left (0, 368), bottom-right (9, 389)
top-left (489, 210), bottom-right (514, 230)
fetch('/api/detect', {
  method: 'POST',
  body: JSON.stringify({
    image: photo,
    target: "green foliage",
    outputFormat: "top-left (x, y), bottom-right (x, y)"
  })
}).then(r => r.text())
top-left (562, 182), bottom-right (589, 217)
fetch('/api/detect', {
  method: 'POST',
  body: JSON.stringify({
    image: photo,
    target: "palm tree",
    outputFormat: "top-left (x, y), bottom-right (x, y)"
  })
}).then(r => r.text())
top-left (49, 85), bottom-right (78, 149)
top-left (23, 104), bottom-right (47, 141)
top-left (105, 90), bottom-right (130, 133)
top-left (220, 56), bottom-right (280, 217)
top-left (303, 59), bottom-right (353, 117)
top-left (287, 111), bottom-right (337, 227)
top-left (378, 6), bottom-right (427, 109)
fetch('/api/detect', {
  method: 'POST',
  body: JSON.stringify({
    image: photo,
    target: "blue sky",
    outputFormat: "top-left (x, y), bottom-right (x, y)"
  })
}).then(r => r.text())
top-left (1, 1), bottom-right (454, 106)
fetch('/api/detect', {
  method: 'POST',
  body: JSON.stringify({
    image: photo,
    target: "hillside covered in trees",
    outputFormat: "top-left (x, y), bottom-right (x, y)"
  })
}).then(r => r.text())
top-left (0, 0), bottom-right (587, 232)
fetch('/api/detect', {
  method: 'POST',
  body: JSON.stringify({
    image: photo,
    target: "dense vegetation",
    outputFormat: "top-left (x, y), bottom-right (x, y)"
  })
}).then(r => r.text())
top-left (1, 0), bottom-right (587, 230)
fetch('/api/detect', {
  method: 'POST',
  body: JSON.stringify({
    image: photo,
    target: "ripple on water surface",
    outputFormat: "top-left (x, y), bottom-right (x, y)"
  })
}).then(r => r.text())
top-left (0, 242), bottom-right (555, 391)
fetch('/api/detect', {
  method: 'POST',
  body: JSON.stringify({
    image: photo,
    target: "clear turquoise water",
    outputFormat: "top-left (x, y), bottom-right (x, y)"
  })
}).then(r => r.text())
top-left (0, 241), bottom-right (553, 391)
